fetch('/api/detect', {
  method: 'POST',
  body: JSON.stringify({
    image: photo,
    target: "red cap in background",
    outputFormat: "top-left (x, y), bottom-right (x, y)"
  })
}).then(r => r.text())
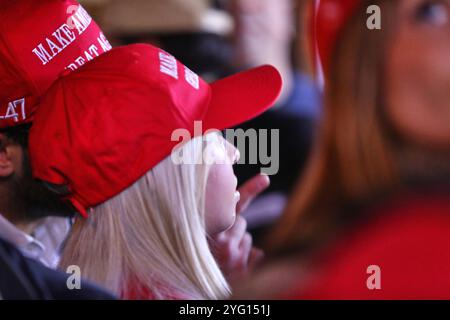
top-left (0, 0), bottom-right (111, 129)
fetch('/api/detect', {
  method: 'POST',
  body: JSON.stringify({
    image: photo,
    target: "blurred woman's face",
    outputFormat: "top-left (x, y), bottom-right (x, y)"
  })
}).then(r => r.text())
top-left (386, 0), bottom-right (450, 148)
top-left (204, 136), bottom-right (240, 235)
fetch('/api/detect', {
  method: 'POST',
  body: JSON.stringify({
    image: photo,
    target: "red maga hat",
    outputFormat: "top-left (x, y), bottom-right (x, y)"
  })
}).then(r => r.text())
top-left (29, 44), bottom-right (282, 217)
top-left (0, 0), bottom-right (111, 129)
top-left (311, 0), bottom-right (361, 76)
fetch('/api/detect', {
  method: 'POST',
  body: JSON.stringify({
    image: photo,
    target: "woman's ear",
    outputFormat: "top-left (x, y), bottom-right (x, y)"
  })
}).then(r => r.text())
top-left (0, 133), bottom-right (19, 178)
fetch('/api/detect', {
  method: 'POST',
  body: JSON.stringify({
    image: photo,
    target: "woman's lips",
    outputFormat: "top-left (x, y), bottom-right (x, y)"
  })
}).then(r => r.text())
top-left (234, 191), bottom-right (241, 203)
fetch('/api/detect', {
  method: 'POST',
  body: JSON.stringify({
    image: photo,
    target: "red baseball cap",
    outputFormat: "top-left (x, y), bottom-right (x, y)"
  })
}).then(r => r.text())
top-left (29, 44), bottom-right (282, 217)
top-left (0, 0), bottom-right (112, 129)
top-left (311, 0), bottom-right (361, 77)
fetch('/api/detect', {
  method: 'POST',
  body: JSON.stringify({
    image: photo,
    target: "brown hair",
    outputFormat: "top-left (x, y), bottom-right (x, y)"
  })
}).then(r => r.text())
top-left (267, 0), bottom-right (400, 255)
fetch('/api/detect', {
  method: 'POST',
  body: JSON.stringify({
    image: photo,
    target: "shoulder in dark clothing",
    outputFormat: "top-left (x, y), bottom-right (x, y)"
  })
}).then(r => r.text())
top-left (0, 238), bottom-right (116, 300)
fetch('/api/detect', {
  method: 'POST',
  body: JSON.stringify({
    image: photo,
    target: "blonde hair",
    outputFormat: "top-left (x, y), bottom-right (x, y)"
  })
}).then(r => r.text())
top-left (268, 0), bottom-right (400, 254)
top-left (59, 134), bottom-right (230, 299)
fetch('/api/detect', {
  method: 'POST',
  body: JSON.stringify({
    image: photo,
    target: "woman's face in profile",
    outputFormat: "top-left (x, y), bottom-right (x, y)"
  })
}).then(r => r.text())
top-left (386, 0), bottom-right (450, 149)
top-left (204, 136), bottom-right (241, 235)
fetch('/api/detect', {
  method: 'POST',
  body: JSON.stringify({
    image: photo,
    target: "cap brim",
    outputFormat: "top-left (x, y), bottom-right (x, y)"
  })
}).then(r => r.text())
top-left (203, 65), bottom-right (282, 130)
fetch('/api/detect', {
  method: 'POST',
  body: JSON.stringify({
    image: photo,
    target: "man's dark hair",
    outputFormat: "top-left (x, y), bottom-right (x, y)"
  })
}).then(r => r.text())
top-left (0, 125), bottom-right (74, 219)
top-left (0, 123), bottom-right (31, 148)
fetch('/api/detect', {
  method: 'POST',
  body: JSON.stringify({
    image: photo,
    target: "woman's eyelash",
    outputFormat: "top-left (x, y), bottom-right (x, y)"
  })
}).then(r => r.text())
top-left (415, 0), bottom-right (448, 23)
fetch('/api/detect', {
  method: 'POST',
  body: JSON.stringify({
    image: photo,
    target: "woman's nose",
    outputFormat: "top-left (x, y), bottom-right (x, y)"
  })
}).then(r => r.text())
top-left (224, 140), bottom-right (240, 164)
top-left (233, 147), bottom-right (241, 164)
top-left (229, 145), bottom-right (240, 164)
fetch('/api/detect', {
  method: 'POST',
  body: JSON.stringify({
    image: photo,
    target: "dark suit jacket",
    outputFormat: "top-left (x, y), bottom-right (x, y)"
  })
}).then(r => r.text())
top-left (0, 237), bottom-right (116, 300)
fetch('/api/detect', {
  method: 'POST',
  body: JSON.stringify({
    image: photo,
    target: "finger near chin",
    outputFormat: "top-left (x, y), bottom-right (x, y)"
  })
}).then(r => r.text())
top-left (237, 174), bottom-right (271, 214)
top-left (226, 216), bottom-right (248, 240)
top-left (238, 233), bottom-right (253, 267)
top-left (240, 174), bottom-right (270, 198)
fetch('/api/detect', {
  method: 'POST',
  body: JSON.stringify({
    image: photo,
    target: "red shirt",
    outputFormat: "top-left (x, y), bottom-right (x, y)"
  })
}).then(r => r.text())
top-left (287, 191), bottom-right (450, 299)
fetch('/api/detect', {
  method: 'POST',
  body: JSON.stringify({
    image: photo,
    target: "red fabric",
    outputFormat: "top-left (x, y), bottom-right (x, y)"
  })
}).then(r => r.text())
top-left (0, 0), bottom-right (111, 128)
top-left (124, 285), bottom-right (185, 300)
top-left (123, 285), bottom-right (155, 300)
top-left (312, 0), bottom-right (361, 76)
top-left (286, 193), bottom-right (450, 300)
top-left (29, 44), bottom-right (282, 217)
